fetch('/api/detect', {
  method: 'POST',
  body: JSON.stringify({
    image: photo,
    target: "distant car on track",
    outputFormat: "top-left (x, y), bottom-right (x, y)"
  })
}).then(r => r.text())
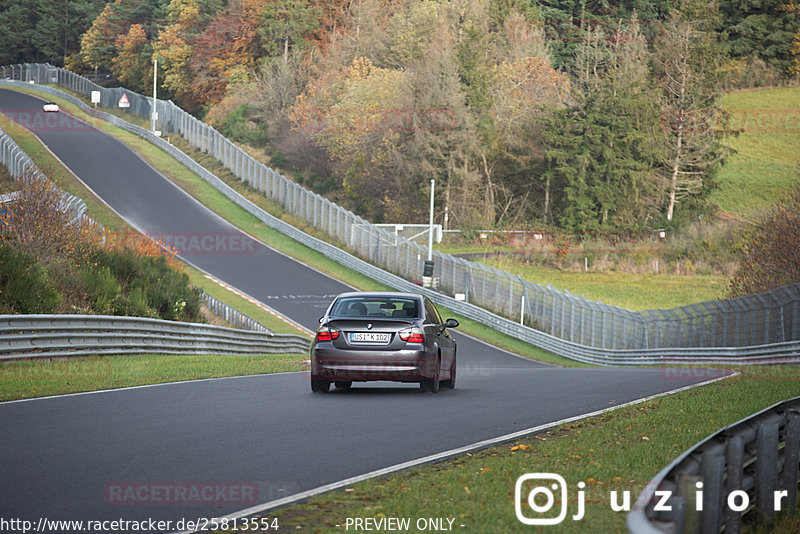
top-left (310, 291), bottom-right (458, 393)
top-left (42, 102), bottom-right (59, 112)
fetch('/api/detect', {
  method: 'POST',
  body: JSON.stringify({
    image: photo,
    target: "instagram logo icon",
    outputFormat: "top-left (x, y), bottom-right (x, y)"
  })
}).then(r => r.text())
top-left (515, 473), bottom-right (585, 525)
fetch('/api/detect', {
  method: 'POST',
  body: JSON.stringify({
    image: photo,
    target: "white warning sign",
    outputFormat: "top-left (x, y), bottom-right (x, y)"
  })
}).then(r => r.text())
top-left (118, 93), bottom-right (130, 108)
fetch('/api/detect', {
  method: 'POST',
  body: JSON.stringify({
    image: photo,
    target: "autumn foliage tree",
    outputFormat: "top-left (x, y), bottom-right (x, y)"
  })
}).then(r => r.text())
top-left (491, 55), bottom-right (569, 225)
top-left (728, 182), bottom-right (800, 297)
top-left (113, 24), bottom-right (152, 92)
top-left (74, 0), bottom-right (164, 93)
top-left (58, 0), bottom-right (753, 233)
top-left (187, 0), bottom-right (264, 106)
top-left (153, 0), bottom-right (222, 112)
top-left (290, 56), bottom-right (405, 220)
top-left (288, 1), bottom-right (569, 226)
top-left (75, 3), bottom-right (122, 74)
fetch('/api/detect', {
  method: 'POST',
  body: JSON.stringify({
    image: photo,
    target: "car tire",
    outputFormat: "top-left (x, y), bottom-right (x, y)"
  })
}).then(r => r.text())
top-left (334, 380), bottom-right (352, 390)
top-left (311, 379), bottom-right (331, 393)
top-left (420, 357), bottom-right (440, 393)
top-left (442, 353), bottom-right (456, 390)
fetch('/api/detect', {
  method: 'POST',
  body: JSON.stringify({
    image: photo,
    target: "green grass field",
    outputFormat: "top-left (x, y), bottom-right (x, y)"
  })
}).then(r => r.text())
top-left (712, 86), bottom-right (800, 220)
top-left (479, 260), bottom-right (728, 310)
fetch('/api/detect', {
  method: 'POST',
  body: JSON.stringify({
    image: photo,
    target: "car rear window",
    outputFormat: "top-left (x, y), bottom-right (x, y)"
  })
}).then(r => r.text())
top-left (331, 296), bottom-right (419, 318)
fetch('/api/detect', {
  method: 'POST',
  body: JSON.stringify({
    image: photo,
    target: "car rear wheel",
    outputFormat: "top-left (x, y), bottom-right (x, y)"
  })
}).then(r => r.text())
top-left (442, 354), bottom-right (456, 390)
top-left (334, 380), bottom-right (352, 390)
top-left (420, 357), bottom-right (440, 393)
top-left (311, 379), bottom-right (331, 393)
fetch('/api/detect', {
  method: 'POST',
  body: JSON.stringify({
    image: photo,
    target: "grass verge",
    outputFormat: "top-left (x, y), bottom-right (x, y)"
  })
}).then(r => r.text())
top-left (236, 368), bottom-right (799, 533)
top-left (3, 86), bottom-right (576, 367)
top-left (0, 353), bottom-right (306, 402)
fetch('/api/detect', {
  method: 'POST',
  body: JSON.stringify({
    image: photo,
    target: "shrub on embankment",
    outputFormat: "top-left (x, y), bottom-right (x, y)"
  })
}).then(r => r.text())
top-left (0, 176), bottom-right (200, 321)
top-left (729, 182), bottom-right (800, 297)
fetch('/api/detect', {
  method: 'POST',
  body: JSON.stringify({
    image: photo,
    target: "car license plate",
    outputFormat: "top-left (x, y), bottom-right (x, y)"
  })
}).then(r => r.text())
top-left (350, 332), bottom-right (390, 344)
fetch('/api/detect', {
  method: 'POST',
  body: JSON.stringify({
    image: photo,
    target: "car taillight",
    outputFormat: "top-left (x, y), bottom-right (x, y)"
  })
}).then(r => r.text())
top-left (398, 328), bottom-right (424, 343)
top-left (316, 327), bottom-right (340, 342)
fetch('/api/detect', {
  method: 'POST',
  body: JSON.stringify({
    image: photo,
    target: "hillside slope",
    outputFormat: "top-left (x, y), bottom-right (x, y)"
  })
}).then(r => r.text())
top-left (713, 86), bottom-right (800, 219)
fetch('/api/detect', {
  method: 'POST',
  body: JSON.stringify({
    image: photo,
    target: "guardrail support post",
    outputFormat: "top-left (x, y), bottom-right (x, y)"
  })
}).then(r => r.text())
top-left (700, 451), bottom-right (725, 534)
top-left (671, 496), bottom-right (687, 534)
top-left (756, 421), bottom-right (779, 528)
top-left (678, 474), bottom-right (702, 534)
top-left (725, 435), bottom-right (744, 534)
top-left (652, 494), bottom-right (688, 534)
top-left (783, 410), bottom-right (800, 511)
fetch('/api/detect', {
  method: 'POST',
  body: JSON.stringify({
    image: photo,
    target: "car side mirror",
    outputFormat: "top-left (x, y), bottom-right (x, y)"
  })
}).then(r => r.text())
top-left (438, 319), bottom-right (459, 334)
top-left (319, 316), bottom-right (324, 323)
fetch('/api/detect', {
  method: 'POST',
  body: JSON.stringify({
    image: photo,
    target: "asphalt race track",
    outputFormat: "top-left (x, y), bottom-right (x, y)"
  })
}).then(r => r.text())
top-left (0, 88), bottom-right (725, 530)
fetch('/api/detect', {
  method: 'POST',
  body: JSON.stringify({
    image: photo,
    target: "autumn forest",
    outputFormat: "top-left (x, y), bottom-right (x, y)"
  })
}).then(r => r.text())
top-left (2, 0), bottom-right (799, 231)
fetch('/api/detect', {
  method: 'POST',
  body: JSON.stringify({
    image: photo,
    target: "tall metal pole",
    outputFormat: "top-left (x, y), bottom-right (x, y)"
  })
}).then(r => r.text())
top-left (151, 59), bottom-right (157, 134)
top-left (63, 0), bottom-right (69, 65)
top-left (427, 179), bottom-right (435, 261)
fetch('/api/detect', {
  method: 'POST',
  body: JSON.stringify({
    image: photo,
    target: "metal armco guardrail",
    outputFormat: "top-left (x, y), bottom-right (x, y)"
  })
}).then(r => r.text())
top-left (0, 126), bottom-right (88, 222)
top-left (1, 65), bottom-right (799, 365)
top-left (0, 315), bottom-right (309, 360)
top-left (628, 395), bottom-right (800, 533)
top-left (198, 291), bottom-right (273, 334)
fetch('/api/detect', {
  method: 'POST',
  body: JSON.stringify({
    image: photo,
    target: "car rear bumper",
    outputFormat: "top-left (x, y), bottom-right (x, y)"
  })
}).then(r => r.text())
top-left (311, 347), bottom-right (437, 382)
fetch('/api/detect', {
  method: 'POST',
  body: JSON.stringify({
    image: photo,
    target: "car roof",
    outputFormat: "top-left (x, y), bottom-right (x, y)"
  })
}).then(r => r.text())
top-left (333, 291), bottom-right (423, 300)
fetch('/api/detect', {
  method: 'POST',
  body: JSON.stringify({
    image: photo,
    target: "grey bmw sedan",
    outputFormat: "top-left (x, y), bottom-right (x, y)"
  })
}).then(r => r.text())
top-left (310, 292), bottom-right (458, 393)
